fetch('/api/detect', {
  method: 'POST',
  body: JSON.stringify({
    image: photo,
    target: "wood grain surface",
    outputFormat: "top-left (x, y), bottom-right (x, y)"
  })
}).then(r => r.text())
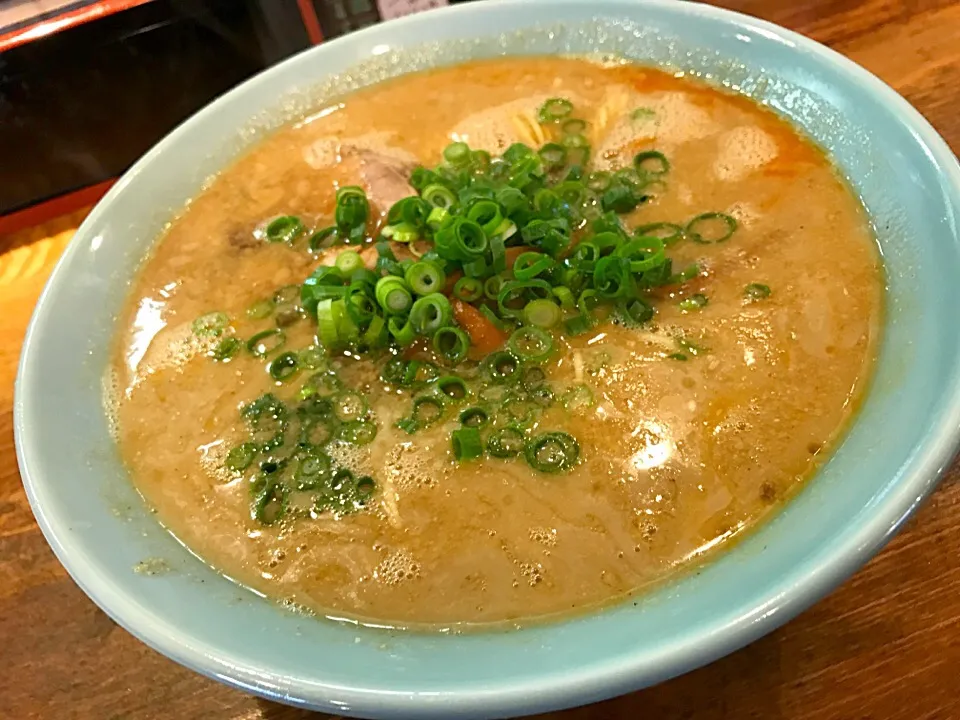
top-left (2, 2), bottom-right (960, 718)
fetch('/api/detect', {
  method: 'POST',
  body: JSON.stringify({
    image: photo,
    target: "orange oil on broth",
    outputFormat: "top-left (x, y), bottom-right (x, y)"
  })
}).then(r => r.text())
top-left (109, 58), bottom-right (882, 628)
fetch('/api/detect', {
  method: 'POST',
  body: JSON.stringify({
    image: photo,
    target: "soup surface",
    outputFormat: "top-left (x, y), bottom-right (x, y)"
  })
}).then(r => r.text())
top-left (110, 57), bottom-right (882, 629)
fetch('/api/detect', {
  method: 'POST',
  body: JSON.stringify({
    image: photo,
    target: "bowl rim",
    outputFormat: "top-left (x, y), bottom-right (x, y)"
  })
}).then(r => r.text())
top-left (15, 0), bottom-right (960, 716)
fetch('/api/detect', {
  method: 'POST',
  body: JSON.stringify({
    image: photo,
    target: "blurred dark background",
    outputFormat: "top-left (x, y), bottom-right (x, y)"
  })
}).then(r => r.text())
top-left (0, 0), bottom-right (475, 220)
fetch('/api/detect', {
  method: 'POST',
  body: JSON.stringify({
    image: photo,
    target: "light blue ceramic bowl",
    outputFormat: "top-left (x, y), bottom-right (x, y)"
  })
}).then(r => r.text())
top-left (15, 0), bottom-right (960, 717)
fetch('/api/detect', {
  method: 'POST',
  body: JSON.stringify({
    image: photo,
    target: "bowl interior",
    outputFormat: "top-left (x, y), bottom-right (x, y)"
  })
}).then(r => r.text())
top-left (16, 1), bottom-right (960, 718)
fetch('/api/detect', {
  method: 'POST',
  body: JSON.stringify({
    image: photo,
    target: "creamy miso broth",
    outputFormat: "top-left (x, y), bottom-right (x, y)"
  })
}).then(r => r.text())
top-left (110, 57), bottom-right (882, 628)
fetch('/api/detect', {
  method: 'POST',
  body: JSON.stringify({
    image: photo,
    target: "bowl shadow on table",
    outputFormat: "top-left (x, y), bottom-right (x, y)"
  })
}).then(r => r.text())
top-left (251, 605), bottom-right (884, 720)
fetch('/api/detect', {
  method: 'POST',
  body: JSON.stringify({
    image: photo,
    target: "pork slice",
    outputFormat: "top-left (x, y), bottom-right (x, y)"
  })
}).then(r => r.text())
top-left (354, 149), bottom-right (417, 215)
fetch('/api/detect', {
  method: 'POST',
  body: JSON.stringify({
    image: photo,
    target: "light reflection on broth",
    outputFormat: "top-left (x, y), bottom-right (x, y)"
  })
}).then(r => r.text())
top-left (109, 57), bottom-right (882, 629)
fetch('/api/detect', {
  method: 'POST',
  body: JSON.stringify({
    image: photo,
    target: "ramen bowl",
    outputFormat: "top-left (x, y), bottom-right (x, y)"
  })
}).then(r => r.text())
top-left (15, 0), bottom-right (960, 717)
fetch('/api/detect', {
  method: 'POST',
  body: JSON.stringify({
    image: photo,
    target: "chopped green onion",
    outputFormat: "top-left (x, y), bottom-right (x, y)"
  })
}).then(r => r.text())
top-left (433, 326), bottom-right (470, 364)
top-left (333, 390), bottom-right (368, 422)
top-left (211, 336), bottom-right (240, 361)
top-left (512, 252), bottom-right (554, 281)
top-left (308, 226), bottom-right (338, 252)
top-left (299, 371), bottom-right (343, 401)
top-left (436, 375), bottom-right (469, 401)
top-left (268, 351), bottom-right (300, 382)
top-left (335, 250), bottom-right (364, 275)
top-left (387, 196), bottom-right (430, 228)
top-left (388, 317), bottom-right (416, 347)
top-left (247, 328), bottom-right (286, 357)
top-left (454, 277), bottom-right (484, 302)
top-left (562, 118), bottom-right (587, 135)
top-left (403, 359), bottom-right (439, 386)
top-left (335, 186), bottom-right (370, 243)
top-left (355, 475), bottom-right (377, 500)
top-left (411, 395), bottom-right (445, 428)
top-left (294, 449), bottom-right (332, 489)
top-left (226, 442), bottom-right (258, 472)
top-left (251, 477), bottom-right (286, 525)
top-left (508, 326), bottom-right (554, 362)
top-left (422, 183), bottom-right (457, 209)
top-left (586, 171), bottom-right (612, 192)
top-left (633, 150), bottom-right (670, 177)
top-left (562, 384), bottom-right (594, 412)
top-left (337, 419), bottom-right (378, 445)
top-left (634, 222), bottom-right (684, 246)
top-left (538, 143), bottom-right (567, 170)
top-left (537, 97), bottom-right (574, 124)
top-left (563, 313), bottom-right (592, 336)
top-left (527, 383), bottom-right (554, 407)
top-left (484, 350), bottom-right (521, 384)
top-left (265, 215), bottom-right (304, 244)
top-left (745, 283), bottom-right (772, 300)
top-left (362, 313), bottom-right (388, 348)
top-left (466, 200), bottom-right (504, 236)
top-left (524, 431), bottom-right (580, 473)
top-left (487, 427), bottom-right (525, 458)
top-left (272, 284), bottom-right (299, 306)
top-left (405, 261), bottom-right (446, 296)
top-left (459, 406), bottom-right (490, 428)
top-left (381, 222), bottom-right (419, 243)
top-left (315, 299), bottom-right (342, 348)
top-left (298, 346), bottom-right (326, 370)
top-left (484, 275), bottom-right (506, 301)
top-left (452, 427), bottom-right (484, 461)
top-left (616, 298), bottom-right (654, 327)
top-left (435, 218), bottom-right (488, 260)
top-left (247, 298), bottom-right (274, 320)
top-left (192, 311), bottom-right (229, 338)
top-left (409, 293), bottom-right (453, 335)
top-left (443, 141), bottom-right (471, 166)
top-left (686, 212), bottom-right (737, 244)
top-left (679, 293), bottom-right (708, 311)
top-left (552, 286), bottom-right (575, 310)
top-left (561, 133), bottom-right (591, 165)
top-left (376, 276), bottom-right (413, 315)
top-left (676, 336), bottom-right (707, 357)
top-left (522, 299), bottom-right (562, 328)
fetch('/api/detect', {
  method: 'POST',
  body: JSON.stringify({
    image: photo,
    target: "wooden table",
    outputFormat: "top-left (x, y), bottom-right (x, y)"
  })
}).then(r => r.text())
top-left (2, 1), bottom-right (959, 718)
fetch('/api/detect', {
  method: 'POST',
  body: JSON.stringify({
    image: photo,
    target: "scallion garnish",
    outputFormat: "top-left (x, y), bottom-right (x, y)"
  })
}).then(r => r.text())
top-left (522, 299), bottom-right (562, 328)
top-left (247, 328), bottom-right (286, 357)
top-left (375, 276), bottom-right (413, 315)
top-left (484, 350), bottom-right (521, 384)
top-left (486, 427), bottom-right (525, 458)
top-left (508, 326), bottom-right (554, 363)
top-left (537, 97), bottom-right (574, 124)
top-left (678, 293), bottom-right (709, 312)
top-left (459, 406), bottom-right (490, 428)
top-left (633, 150), bottom-right (670, 177)
top-left (268, 351), bottom-right (300, 382)
top-left (405, 260), bottom-right (446, 296)
top-left (211, 336), bottom-right (240, 361)
top-left (452, 427), bottom-right (483, 461)
top-left (524, 431), bottom-right (580, 473)
top-left (745, 283), bottom-right (772, 300)
top-left (686, 212), bottom-right (738, 244)
top-left (435, 375), bottom-right (469, 402)
top-left (226, 442), bottom-right (258, 472)
top-left (433, 326), bottom-right (470, 365)
top-left (409, 293), bottom-right (453, 335)
top-left (247, 298), bottom-right (275, 320)
top-left (265, 215), bottom-right (304, 244)
top-left (192, 311), bottom-right (229, 338)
